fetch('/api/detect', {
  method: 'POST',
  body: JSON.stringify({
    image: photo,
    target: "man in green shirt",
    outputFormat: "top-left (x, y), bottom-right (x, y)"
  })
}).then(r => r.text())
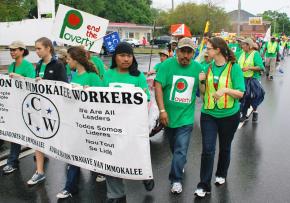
top-left (239, 38), bottom-right (265, 122)
top-left (154, 37), bottom-right (203, 194)
top-left (228, 37), bottom-right (241, 56)
top-left (263, 36), bottom-right (279, 80)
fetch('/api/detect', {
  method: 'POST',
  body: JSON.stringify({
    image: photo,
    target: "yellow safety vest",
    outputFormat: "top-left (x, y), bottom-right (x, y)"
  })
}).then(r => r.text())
top-left (267, 42), bottom-right (278, 54)
top-left (281, 41), bottom-right (287, 47)
top-left (204, 63), bottom-right (234, 110)
top-left (238, 51), bottom-right (256, 78)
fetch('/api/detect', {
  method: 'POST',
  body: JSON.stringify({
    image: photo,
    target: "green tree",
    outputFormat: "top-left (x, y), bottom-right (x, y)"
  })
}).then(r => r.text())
top-left (259, 10), bottom-right (290, 35)
top-left (0, 0), bottom-right (34, 22)
top-left (99, 0), bottom-right (154, 24)
top-left (56, 0), bottom-right (105, 16)
top-left (156, 2), bottom-right (230, 36)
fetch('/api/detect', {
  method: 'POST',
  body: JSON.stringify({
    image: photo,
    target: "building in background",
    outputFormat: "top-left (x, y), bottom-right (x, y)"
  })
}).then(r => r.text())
top-left (107, 23), bottom-right (161, 43)
top-left (228, 9), bottom-right (271, 38)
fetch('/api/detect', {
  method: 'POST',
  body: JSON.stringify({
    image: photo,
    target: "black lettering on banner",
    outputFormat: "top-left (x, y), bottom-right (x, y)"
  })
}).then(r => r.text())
top-left (99, 92), bottom-right (110, 103)
top-left (45, 85), bottom-right (53, 94)
top-left (89, 91), bottom-right (99, 102)
top-left (0, 78), bottom-right (12, 87)
top-left (134, 92), bottom-right (143, 105)
top-left (121, 92), bottom-right (133, 104)
top-left (111, 92), bottom-right (121, 104)
top-left (104, 164), bottom-right (143, 175)
top-left (42, 117), bottom-right (57, 132)
top-left (31, 97), bottom-right (41, 111)
top-left (14, 80), bottom-right (23, 89)
top-left (38, 84), bottom-right (45, 94)
top-left (72, 90), bottom-right (81, 100)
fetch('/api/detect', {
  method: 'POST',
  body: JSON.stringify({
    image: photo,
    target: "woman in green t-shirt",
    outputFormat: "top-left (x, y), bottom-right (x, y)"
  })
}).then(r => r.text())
top-left (104, 42), bottom-right (153, 203)
top-left (194, 37), bottom-right (245, 198)
top-left (2, 41), bottom-right (35, 175)
top-left (7, 41), bottom-right (35, 79)
top-left (56, 46), bottom-right (102, 199)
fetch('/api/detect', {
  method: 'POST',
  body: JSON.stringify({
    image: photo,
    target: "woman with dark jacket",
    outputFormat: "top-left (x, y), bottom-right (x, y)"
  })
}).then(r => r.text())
top-left (27, 37), bottom-right (67, 186)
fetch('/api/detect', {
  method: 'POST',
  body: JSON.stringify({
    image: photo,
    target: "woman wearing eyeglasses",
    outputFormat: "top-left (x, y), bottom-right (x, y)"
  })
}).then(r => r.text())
top-left (194, 37), bottom-right (245, 198)
top-left (2, 41), bottom-right (35, 175)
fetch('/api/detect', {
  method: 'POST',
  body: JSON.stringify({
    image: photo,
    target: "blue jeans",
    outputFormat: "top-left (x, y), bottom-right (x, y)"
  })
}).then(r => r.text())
top-left (64, 164), bottom-right (80, 194)
top-left (165, 124), bottom-right (193, 183)
top-left (198, 112), bottom-right (240, 191)
top-left (7, 143), bottom-right (21, 167)
top-left (106, 176), bottom-right (125, 199)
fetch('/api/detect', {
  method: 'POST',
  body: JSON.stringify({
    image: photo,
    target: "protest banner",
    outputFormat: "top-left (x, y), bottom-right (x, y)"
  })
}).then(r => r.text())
top-left (52, 4), bottom-right (109, 53)
top-left (0, 75), bottom-right (152, 180)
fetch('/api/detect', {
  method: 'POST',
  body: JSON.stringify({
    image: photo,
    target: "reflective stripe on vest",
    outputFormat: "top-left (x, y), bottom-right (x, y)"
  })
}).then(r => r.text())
top-left (204, 63), bottom-right (234, 110)
top-left (267, 42), bottom-right (278, 54)
top-left (238, 51), bottom-right (255, 78)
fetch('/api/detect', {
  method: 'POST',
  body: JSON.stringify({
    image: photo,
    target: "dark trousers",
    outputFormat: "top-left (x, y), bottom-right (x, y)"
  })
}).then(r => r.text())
top-left (197, 112), bottom-right (240, 191)
top-left (64, 164), bottom-right (80, 194)
top-left (7, 143), bottom-right (21, 167)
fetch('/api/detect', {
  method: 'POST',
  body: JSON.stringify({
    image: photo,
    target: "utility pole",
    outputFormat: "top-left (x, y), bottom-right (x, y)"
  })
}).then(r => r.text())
top-left (172, 0), bottom-right (174, 11)
top-left (237, 0), bottom-right (241, 36)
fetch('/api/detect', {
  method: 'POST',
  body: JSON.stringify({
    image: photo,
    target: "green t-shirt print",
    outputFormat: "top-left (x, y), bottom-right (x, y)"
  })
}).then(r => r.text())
top-left (155, 57), bottom-right (203, 128)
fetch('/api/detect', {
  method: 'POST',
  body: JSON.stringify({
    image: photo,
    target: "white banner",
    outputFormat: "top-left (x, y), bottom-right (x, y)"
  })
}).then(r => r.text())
top-left (0, 75), bottom-right (153, 180)
top-left (52, 4), bottom-right (109, 53)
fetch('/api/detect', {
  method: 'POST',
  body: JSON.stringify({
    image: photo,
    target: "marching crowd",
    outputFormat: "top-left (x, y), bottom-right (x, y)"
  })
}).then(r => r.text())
top-left (0, 32), bottom-right (289, 202)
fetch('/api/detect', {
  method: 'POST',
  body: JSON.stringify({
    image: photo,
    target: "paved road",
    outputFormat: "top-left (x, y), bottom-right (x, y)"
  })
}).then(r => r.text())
top-left (0, 57), bottom-right (290, 203)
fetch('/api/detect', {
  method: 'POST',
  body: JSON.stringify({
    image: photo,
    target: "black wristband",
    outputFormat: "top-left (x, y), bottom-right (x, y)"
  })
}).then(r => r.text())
top-left (200, 80), bottom-right (206, 84)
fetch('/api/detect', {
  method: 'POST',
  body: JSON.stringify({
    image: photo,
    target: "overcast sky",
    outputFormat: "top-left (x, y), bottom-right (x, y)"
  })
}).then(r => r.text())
top-left (152, 0), bottom-right (290, 17)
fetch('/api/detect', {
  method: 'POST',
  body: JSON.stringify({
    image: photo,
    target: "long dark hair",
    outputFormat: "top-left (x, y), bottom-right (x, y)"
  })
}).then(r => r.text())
top-left (110, 54), bottom-right (140, 76)
top-left (67, 46), bottom-right (99, 75)
top-left (35, 37), bottom-right (55, 56)
top-left (110, 42), bottom-right (140, 76)
top-left (18, 48), bottom-right (29, 57)
top-left (208, 37), bottom-right (236, 64)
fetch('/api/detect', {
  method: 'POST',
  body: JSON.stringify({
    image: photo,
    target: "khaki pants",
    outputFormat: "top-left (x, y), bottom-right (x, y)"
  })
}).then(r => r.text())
top-left (265, 57), bottom-right (276, 77)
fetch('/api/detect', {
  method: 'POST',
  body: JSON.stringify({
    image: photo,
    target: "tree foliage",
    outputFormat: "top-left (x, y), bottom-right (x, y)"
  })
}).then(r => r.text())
top-left (0, 0), bottom-right (36, 21)
top-left (0, 0), bottom-right (154, 24)
top-left (259, 10), bottom-right (290, 35)
top-left (156, 2), bottom-right (230, 35)
top-left (99, 0), bottom-right (153, 24)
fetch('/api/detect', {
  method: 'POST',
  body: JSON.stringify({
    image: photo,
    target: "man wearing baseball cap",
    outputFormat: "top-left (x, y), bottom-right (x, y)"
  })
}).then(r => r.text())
top-left (154, 37), bottom-right (203, 194)
top-left (148, 50), bottom-right (169, 75)
top-left (238, 38), bottom-right (265, 123)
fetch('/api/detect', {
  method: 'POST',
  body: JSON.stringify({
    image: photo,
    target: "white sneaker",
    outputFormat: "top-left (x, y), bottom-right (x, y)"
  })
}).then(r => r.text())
top-left (215, 177), bottom-right (226, 185)
top-left (171, 182), bottom-right (182, 194)
top-left (96, 174), bottom-right (106, 182)
top-left (56, 190), bottom-right (72, 199)
top-left (194, 188), bottom-right (210, 197)
top-left (27, 172), bottom-right (46, 185)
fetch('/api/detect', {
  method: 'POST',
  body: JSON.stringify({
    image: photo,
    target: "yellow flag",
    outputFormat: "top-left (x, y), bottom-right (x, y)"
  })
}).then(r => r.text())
top-left (199, 21), bottom-right (210, 54)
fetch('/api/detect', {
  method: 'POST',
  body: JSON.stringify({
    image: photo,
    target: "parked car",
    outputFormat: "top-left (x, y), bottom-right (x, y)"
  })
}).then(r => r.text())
top-left (122, 38), bottom-right (141, 47)
top-left (150, 35), bottom-right (171, 47)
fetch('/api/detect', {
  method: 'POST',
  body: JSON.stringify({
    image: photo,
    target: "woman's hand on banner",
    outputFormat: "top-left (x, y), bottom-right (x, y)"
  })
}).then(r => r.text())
top-left (35, 77), bottom-right (42, 82)
top-left (9, 73), bottom-right (22, 79)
